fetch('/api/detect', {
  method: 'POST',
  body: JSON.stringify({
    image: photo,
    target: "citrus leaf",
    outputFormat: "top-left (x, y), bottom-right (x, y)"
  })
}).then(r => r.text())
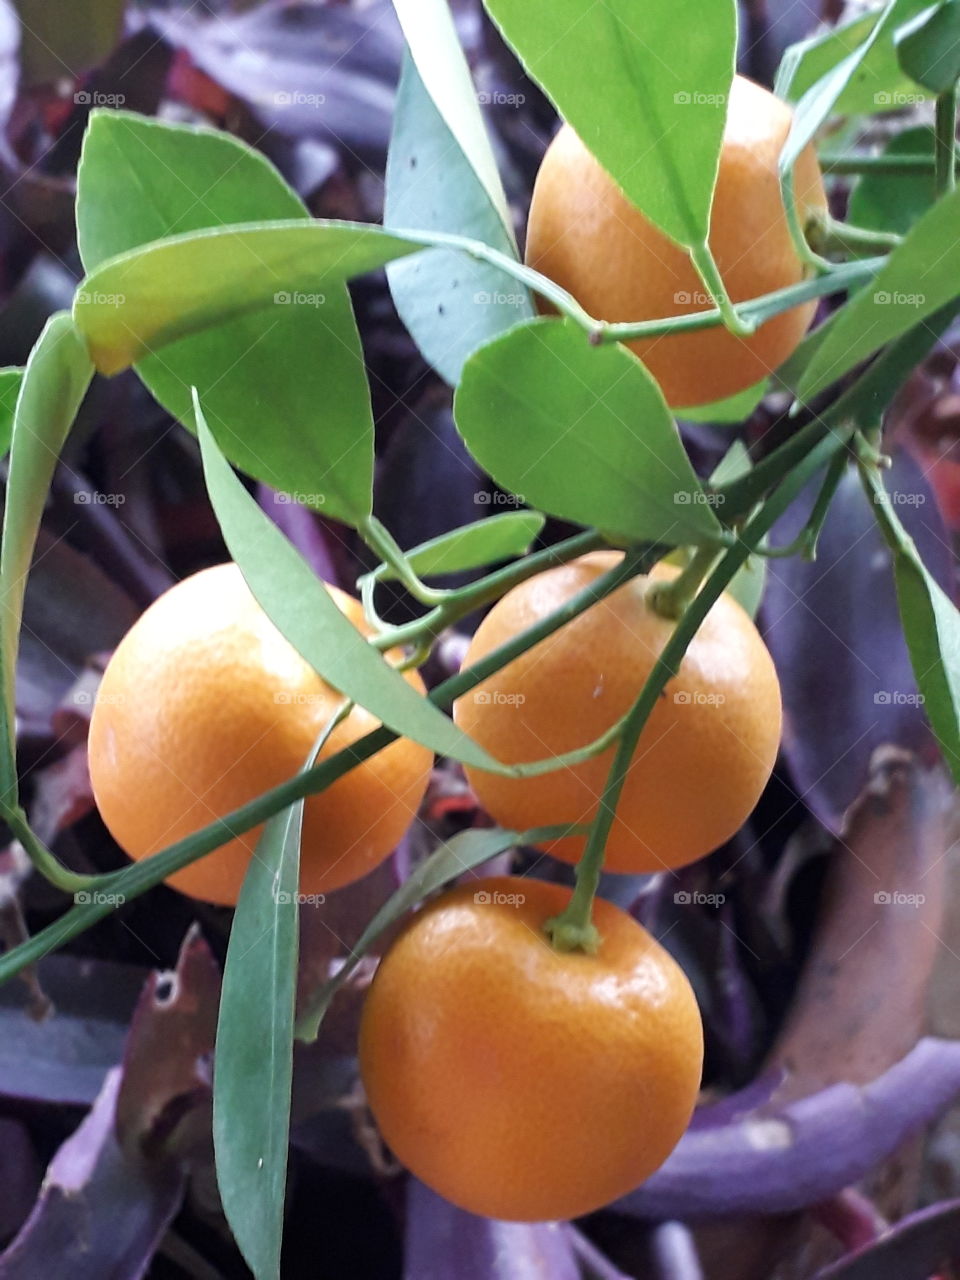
top-left (848, 126), bottom-right (937, 235)
top-left (895, 0), bottom-right (960, 93)
top-left (0, 368), bottom-right (23, 457)
top-left (385, 52), bottom-right (533, 385)
top-left (454, 317), bottom-right (725, 546)
top-left (865, 464), bottom-right (960, 783)
top-left (76, 111), bottom-right (375, 527)
top-left (0, 316), bottom-right (92, 803)
top-left (195, 394), bottom-right (512, 774)
top-left (379, 511), bottom-right (545, 582)
top-left (678, 378), bottom-right (767, 424)
top-left (482, 0), bottom-right (736, 249)
top-left (391, 0), bottom-right (512, 235)
top-left (213, 801), bottom-right (301, 1280)
top-left (798, 184), bottom-right (960, 402)
top-left (710, 443), bottom-right (765, 617)
top-left (776, 0), bottom-right (930, 114)
top-left (298, 823), bottom-right (579, 1037)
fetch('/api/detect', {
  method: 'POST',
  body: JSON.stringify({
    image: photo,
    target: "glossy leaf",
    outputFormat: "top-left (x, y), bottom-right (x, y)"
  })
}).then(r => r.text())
top-left (385, 53), bottom-right (533, 385)
top-left (483, 0), bottom-right (737, 249)
top-left (195, 396), bottom-right (507, 772)
top-left (213, 803), bottom-right (301, 1280)
top-left (381, 511), bottom-right (545, 582)
top-left (392, 0), bottom-right (512, 234)
top-left (798, 183), bottom-right (960, 401)
top-left (76, 111), bottom-right (375, 527)
top-left (0, 315), bottom-right (93, 802)
top-left (0, 367), bottom-right (23, 457)
top-left (454, 318), bottom-right (724, 545)
top-left (895, 0), bottom-right (960, 93)
top-left (776, 0), bottom-right (930, 115)
top-left (848, 127), bottom-right (936, 235)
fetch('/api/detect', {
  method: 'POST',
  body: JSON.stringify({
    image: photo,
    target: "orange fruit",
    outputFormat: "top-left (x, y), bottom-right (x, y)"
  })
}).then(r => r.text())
top-left (88, 563), bottom-right (432, 906)
top-left (453, 552), bottom-right (781, 874)
top-left (359, 875), bottom-right (703, 1221)
top-left (525, 75), bottom-right (828, 407)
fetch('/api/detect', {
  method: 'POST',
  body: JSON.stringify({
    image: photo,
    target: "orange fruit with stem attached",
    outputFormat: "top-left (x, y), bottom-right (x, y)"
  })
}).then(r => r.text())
top-left (524, 74), bottom-right (828, 407)
top-left (88, 563), bottom-right (432, 906)
top-left (359, 875), bottom-right (703, 1221)
top-left (453, 552), bottom-right (781, 874)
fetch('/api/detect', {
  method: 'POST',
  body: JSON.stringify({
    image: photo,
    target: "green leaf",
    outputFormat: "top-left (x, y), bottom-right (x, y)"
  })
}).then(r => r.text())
top-left (895, 1), bottom-right (960, 92)
top-left (385, 53), bottom-right (533, 385)
top-left (776, 0), bottom-right (930, 115)
top-left (678, 378), bottom-right (767, 424)
top-left (866, 465), bottom-right (960, 782)
top-left (213, 801), bottom-right (302, 1280)
top-left (76, 111), bottom-right (376, 527)
top-left (0, 316), bottom-right (93, 802)
top-left (195, 394), bottom-right (511, 774)
top-left (454, 317), bottom-right (724, 546)
top-left (380, 511), bottom-right (545, 582)
top-left (392, 0), bottom-right (513, 235)
top-left (848, 127), bottom-right (937, 235)
top-left (298, 823), bottom-right (577, 1038)
top-left (13, 0), bottom-right (124, 85)
top-left (0, 369), bottom-right (24, 457)
top-left (483, 0), bottom-right (736, 249)
top-left (74, 220), bottom-right (420, 377)
top-left (798, 184), bottom-right (960, 401)
top-left (711, 443), bottom-right (765, 617)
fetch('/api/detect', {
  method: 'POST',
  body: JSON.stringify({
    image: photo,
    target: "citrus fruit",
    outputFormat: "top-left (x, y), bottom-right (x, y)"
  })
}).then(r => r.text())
top-left (88, 563), bottom-right (432, 906)
top-left (359, 874), bottom-right (703, 1221)
top-left (453, 552), bottom-right (781, 873)
top-left (524, 74), bottom-right (828, 407)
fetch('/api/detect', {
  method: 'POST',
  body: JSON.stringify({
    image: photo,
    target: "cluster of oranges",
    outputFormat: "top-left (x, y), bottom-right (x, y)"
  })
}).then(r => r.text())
top-left (88, 73), bottom-right (802, 1223)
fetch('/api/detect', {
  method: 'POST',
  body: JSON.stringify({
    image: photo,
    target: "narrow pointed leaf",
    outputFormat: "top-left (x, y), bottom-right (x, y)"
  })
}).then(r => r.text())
top-left (379, 511), bottom-right (545, 582)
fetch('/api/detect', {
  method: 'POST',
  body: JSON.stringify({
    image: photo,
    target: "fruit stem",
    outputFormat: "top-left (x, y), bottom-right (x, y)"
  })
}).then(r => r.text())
top-left (756, 448), bottom-right (850, 562)
top-left (2, 803), bottom-right (98, 894)
top-left (935, 86), bottom-right (958, 196)
top-left (645, 545), bottom-right (719, 620)
top-left (804, 210), bottom-right (902, 259)
top-left (781, 167), bottom-right (834, 276)
top-left (359, 516), bottom-right (448, 608)
top-left (688, 241), bottom-right (755, 338)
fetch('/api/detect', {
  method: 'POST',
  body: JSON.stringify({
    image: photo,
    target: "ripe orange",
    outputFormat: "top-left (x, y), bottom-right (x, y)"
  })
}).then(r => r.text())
top-left (525, 75), bottom-right (828, 407)
top-left (453, 553), bottom-right (781, 874)
top-left (88, 563), bottom-right (432, 906)
top-left (359, 875), bottom-right (703, 1221)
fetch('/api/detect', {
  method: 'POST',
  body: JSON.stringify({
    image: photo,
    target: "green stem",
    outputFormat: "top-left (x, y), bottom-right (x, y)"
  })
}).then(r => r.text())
top-left (544, 422), bottom-right (853, 954)
top-left (805, 211), bottom-right (902, 259)
top-left (359, 516), bottom-right (447, 608)
top-left (781, 166), bottom-right (833, 276)
top-left (819, 152), bottom-right (941, 175)
top-left (3, 805), bottom-right (97, 895)
top-left (646, 545), bottom-right (720, 619)
top-left (689, 241), bottom-right (754, 338)
top-left (935, 86), bottom-right (958, 196)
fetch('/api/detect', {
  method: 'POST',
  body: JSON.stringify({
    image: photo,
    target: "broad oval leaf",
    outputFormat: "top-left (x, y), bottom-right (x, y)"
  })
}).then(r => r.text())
top-left (385, 52), bottom-right (533, 385)
top-left (76, 111), bottom-right (375, 527)
top-left (798, 183), bottom-right (960, 402)
top-left (895, 0), bottom-right (960, 93)
top-left (392, 0), bottom-right (513, 235)
top-left (0, 316), bottom-right (92, 802)
top-left (195, 395), bottom-right (512, 773)
top-left (380, 511), bottom-right (546, 582)
top-left (453, 318), bottom-right (724, 545)
top-left (483, 0), bottom-right (736, 249)
top-left (213, 801), bottom-right (301, 1280)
